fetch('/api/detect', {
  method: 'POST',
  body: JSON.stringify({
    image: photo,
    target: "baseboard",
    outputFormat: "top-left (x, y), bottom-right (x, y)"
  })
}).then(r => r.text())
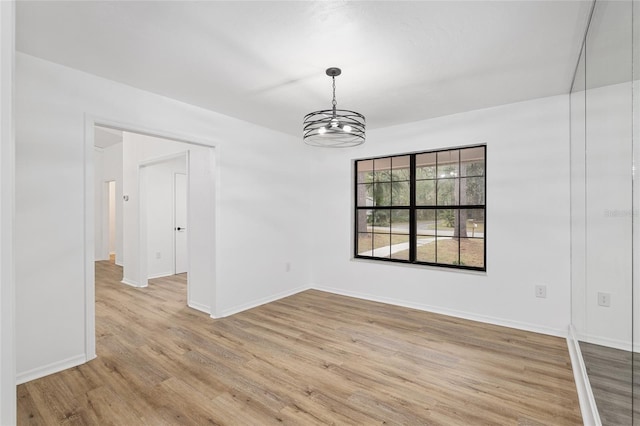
top-left (121, 278), bottom-right (145, 288)
top-left (148, 271), bottom-right (173, 280)
top-left (188, 300), bottom-right (211, 315)
top-left (312, 285), bottom-right (567, 338)
top-left (577, 332), bottom-right (636, 352)
top-left (16, 354), bottom-right (87, 385)
top-left (215, 285), bottom-right (311, 319)
top-left (567, 325), bottom-right (601, 426)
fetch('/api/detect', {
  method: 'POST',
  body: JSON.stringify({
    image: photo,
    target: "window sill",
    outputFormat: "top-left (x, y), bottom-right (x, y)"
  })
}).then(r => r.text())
top-left (351, 255), bottom-right (487, 275)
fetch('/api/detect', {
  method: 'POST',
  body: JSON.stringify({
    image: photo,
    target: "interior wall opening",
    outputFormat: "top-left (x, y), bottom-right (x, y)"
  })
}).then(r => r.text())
top-left (89, 121), bottom-right (217, 361)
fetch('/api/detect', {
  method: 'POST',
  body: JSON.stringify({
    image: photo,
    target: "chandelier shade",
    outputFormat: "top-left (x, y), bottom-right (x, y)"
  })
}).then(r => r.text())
top-left (303, 68), bottom-right (365, 148)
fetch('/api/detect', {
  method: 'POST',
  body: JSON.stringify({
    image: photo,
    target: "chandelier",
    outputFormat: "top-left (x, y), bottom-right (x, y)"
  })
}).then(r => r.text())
top-left (303, 67), bottom-right (365, 147)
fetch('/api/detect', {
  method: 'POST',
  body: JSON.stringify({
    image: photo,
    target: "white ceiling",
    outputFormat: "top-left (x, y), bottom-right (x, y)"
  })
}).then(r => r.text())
top-left (94, 126), bottom-right (123, 149)
top-left (16, 1), bottom-right (592, 137)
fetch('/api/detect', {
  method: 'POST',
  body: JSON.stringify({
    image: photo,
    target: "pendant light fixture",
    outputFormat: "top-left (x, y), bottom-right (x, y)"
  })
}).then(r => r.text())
top-left (303, 67), bottom-right (365, 147)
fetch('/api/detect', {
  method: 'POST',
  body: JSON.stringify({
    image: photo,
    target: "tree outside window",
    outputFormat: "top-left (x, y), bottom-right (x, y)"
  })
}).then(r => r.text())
top-left (355, 145), bottom-right (485, 271)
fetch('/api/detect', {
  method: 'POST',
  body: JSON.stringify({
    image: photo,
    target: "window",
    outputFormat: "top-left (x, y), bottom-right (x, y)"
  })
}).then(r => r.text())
top-left (354, 145), bottom-right (486, 271)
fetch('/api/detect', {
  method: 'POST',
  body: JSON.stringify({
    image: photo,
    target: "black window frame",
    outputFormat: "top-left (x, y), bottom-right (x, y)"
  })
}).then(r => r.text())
top-left (353, 144), bottom-right (486, 272)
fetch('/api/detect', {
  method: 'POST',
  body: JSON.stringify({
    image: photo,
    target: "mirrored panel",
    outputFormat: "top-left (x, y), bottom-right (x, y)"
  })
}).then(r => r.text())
top-left (571, 1), bottom-right (636, 424)
top-left (634, 0), bottom-right (640, 422)
top-left (570, 40), bottom-right (586, 354)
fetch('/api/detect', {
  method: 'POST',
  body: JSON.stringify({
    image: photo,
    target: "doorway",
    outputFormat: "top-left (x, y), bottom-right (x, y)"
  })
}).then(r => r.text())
top-left (97, 127), bottom-right (215, 311)
top-left (88, 120), bottom-right (217, 363)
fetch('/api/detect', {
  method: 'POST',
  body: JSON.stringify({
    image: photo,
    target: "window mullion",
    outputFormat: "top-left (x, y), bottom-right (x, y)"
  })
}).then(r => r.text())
top-left (458, 152), bottom-right (461, 265)
top-left (409, 154), bottom-right (416, 262)
top-left (354, 163), bottom-right (358, 258)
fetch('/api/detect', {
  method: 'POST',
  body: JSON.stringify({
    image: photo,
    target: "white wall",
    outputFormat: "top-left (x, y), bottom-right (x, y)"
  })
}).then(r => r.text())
top-left (94, 140), bottom-right (124, 263)
top-left (309, 94), bottom-right (571, 336)
top-left (122, 133), bottom-right (217, 313)
top-left (96, 132), bottom-right (215, 311)
top-left (572, 75), bottom-right (636, 352)
top-left (103, 142), bottom-right (123, 264)
top-left (93, 147), bottom-right (105, 260)
top-left (15, 53), bottom-right (310, 382)
top-left (144, 157), bottom-right (186, 278)
top-left (183, 145), bottom-right (216, 313)
top-left (587, 82), bottom-right (634, 346)
top-left (0, 1), bottom-right (16, 424)
top-left (122, 134), bottom-right (187, 282)
top-left (143, 155), bottom-right (186, 279)
top-left (108, 181), bottom-right (116, 254)
top-left (582, 82), bottom-right (633, 349)
top-left (570, 77), bottom-right (587, 339)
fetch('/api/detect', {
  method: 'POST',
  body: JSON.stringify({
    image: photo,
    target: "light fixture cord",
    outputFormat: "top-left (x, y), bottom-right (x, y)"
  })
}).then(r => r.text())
top-left (332, 76), bottom-right (337, 118)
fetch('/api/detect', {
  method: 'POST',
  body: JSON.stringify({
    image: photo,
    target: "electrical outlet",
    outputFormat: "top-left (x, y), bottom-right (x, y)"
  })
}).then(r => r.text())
top-left (598, 292), bottom-right (611, 307)
top-left (285, 262), bottom-right (291, 272)
top-left (535, 285), bottom-right (547, 298)
top-left (156, 251), bottom-right (161, 259)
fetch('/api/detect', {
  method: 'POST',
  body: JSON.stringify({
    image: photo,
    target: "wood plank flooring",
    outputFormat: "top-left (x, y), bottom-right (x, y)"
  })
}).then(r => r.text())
top-left (17, 260), bottom-right (582, 425)
top-left (579, 341), bottom-right (639, 425)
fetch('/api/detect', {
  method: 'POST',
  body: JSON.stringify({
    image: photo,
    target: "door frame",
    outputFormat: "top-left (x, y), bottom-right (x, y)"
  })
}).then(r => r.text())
top-left (84, 115), bottom-right (219, 361)
top-left (0, 1), bottom-right (15, 423)
top-left (99, 180), bottom-right (116, 262)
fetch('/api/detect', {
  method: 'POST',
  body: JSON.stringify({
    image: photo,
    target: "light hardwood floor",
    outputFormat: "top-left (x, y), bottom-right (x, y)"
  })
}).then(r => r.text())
top-left (579, 341), bottom-right (638, 425)
top-left (18, 260), bottom-right (582, 425)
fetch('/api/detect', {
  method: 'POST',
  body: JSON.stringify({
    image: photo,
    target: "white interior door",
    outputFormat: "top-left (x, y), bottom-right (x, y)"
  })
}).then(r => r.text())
top-left (174, 173), bottom-right (188, 274)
